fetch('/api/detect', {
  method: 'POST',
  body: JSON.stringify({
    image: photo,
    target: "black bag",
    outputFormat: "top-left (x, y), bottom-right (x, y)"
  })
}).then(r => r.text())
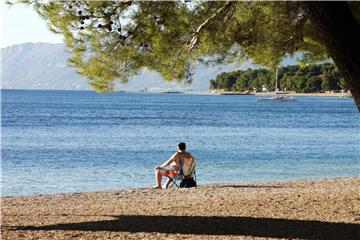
top-left (180, 177), bottom-right (196, 188)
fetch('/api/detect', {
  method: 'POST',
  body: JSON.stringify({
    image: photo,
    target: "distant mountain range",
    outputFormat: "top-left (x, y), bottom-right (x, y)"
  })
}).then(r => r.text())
top-left (1, 42), bottom-right (298, 91)
top-left (1, 43), bottom-right (90, 90)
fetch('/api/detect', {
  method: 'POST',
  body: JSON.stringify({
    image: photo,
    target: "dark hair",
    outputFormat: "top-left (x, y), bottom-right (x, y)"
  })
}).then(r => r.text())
top-left (178, 142), bottom-right (186, 151)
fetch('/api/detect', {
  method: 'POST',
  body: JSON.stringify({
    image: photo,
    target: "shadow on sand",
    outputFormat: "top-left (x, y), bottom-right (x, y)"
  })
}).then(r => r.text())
top-left (9, 215), bottom-right (360, 240)
top-left (218, 185), bottom-right (284, 189)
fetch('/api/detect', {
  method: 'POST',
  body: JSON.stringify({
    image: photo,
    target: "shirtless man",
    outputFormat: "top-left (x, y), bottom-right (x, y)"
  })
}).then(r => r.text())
top-left (153, 142), bottom-right (193, 189)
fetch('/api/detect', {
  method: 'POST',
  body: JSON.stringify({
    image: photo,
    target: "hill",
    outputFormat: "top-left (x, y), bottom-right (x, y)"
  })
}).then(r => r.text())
top-left (1, 42), bottom-right (298, 92)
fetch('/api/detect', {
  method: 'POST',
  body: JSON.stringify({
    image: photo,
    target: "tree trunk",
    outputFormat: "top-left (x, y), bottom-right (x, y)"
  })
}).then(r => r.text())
top-left (301, 2), bottom-right (360, 111)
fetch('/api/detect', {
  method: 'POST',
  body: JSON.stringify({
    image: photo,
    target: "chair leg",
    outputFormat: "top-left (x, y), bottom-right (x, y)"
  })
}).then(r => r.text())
top-left (166, 176), bottom-right (180, 188)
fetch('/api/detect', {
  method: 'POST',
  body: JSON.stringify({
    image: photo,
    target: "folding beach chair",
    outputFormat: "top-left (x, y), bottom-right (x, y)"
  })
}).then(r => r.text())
top-left (167, 156), bottom-right (196, 188)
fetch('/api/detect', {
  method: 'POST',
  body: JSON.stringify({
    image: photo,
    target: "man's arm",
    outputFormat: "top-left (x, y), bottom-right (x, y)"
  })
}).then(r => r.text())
top-left (156, 153), bottom-right (178, 169)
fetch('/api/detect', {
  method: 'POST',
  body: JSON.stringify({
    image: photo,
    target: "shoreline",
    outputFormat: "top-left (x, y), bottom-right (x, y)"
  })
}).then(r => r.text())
top-left (2, 89), bottom-right (352, 97)
top-left (1, 176), bottom-right (357, 198)
top-left (209, 90), bottom-right (351, 97)
top-left (188, 90), bottom-right (352, 97)
top-left (0, 176), bottom-right (353, 198)
top-left (2, 177), bottom-right (359, 239)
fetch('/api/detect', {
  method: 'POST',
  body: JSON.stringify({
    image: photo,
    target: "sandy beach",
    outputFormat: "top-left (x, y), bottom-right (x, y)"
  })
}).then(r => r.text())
top-left (1, 177), bottom-right (359, 240)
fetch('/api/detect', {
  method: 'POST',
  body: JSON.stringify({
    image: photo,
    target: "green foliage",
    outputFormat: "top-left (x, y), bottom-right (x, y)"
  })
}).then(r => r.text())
top-left (12, 1), bottom-right (360, 92)
top-left (210, 63), bottom-right (346, 93)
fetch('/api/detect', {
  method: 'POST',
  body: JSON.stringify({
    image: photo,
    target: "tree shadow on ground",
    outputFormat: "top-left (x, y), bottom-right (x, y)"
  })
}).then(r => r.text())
top-left (8, 215), bottom-right (360, 240)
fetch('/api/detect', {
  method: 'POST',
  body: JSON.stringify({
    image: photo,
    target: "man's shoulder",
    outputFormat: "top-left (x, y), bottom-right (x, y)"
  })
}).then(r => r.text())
top-left (171, 152), bottom-right (180, 158)
top-left (179, 151), bottom-right (193, 158)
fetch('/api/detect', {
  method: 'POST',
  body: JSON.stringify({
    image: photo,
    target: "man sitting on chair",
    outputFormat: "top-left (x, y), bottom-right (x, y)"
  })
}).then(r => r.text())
top-left (153, 142), bottom-right (193, 189)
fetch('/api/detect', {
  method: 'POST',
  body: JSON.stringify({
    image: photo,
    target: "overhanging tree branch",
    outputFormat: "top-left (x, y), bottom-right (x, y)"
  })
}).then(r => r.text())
top-left (188, 1), bottom-right (237, 52)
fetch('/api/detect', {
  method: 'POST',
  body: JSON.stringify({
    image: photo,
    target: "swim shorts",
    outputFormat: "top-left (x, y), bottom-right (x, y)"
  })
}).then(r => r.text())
top-left (164, 169), bottom-right (178, 177)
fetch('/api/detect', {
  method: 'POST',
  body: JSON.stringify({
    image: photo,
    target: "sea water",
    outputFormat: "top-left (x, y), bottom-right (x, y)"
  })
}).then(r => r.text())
top-left (1, 90), bottom-right (359, 196)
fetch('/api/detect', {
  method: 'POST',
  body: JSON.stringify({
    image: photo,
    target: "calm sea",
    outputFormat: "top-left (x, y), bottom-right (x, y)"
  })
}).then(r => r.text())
top-left (1, 89), bottom-right (359, 196)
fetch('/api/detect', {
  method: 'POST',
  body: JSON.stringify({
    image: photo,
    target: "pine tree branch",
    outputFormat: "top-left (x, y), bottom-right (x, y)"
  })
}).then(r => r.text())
top-left (188, 1), bottom-right (237, 52)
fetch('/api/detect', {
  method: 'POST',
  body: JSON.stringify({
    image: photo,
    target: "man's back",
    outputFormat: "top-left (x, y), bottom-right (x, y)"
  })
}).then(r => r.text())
top-left (177, 151), bottom-right (192, 160)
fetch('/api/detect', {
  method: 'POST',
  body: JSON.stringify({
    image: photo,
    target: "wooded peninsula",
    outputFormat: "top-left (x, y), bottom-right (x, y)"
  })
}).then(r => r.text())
top-left (210, 63), bottom-right (347, 93)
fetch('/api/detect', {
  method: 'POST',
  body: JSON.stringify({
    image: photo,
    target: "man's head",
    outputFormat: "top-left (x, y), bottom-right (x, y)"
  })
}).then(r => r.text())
top-left (177, 142), bottom-right (186, 151)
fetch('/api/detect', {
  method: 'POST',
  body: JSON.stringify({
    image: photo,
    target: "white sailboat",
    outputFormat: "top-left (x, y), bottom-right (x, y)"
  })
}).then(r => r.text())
top-left (256, 66), bottom-right (295, 101)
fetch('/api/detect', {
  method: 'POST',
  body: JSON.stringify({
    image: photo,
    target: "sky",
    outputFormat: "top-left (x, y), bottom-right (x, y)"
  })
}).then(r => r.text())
top-left (1, 2), bottom-right (63, 48)
top-left (0, 1), bottom-right (300, 67)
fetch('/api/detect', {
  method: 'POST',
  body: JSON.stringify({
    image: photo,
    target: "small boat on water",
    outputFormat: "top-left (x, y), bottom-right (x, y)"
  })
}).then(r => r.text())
top-left (256, 94), bottom-right (295, 101)
top-left (256, 66), bottom-right (296, 102)
top-left (139, 88), bottom-right (149, 93)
